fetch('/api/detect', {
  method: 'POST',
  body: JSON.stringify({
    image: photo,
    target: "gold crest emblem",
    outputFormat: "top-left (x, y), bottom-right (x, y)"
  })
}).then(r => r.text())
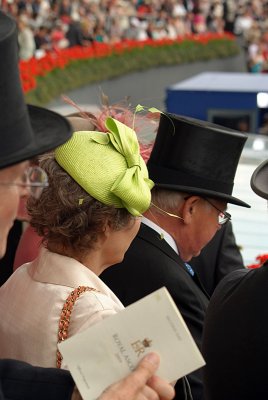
top-left (131, 338), bottom-right (152, 357)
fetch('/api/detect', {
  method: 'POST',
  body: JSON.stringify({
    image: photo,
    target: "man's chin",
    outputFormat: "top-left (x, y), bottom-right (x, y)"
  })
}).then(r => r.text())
top-left (192, 250), bottom-right (201, 259)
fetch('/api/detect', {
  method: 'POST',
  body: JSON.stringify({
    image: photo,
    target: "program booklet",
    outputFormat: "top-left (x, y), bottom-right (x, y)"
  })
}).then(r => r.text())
top-left (58, 286), bottom-right (205, 400)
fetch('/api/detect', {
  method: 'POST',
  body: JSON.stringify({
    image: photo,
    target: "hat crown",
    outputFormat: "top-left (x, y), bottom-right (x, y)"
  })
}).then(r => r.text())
top-left (147, 113), bottom-right (249, 207)
top-left (0, 12), bottom-right (34, 164)
top-left (0, 11), bottom-right (72, 170)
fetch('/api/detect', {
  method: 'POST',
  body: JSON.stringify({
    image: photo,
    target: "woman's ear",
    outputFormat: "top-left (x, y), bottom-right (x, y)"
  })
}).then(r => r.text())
top-left (94, 223), bottom-right (110, 249)
top-left (102, 219), bottom-right (113, 239)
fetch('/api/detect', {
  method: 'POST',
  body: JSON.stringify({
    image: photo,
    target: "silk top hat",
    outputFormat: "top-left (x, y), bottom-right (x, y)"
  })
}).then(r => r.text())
top-left (0, 12), bottom-right (72, 169)
top-left (147, 113), bottom-right (250, 208)
top-left (250, 159), bottom-right (268, 200)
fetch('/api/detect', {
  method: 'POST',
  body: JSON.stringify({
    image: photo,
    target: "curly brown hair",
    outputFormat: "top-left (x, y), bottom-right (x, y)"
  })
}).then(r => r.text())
top-left (27, 153), bottom-right (133, 255)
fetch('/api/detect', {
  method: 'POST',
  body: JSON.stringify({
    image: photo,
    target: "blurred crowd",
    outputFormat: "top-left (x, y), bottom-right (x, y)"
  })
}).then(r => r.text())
top-left (1, 0), bottom-right (268, 73)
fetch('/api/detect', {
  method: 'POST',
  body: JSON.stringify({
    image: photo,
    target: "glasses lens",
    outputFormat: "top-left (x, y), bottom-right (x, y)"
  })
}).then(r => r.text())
top-left (219, 212), bottom-right (231, 225)
top-left (26, 167), bottom-right (48, 199)
top-left (27, 166), bottom-right (47, 184)
top-left (205, 198), bottom-right (230, 225)
top-left (218, 213), bottom-right (226, 225)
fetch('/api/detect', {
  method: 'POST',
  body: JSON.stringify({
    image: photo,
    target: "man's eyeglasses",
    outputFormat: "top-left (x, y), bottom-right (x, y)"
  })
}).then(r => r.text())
top-left (0, 166), bottom-right (48, 199)
top-left (204, 197), bottom-right (231, 225)
top-left (151, 197), bottom-right (231, 226)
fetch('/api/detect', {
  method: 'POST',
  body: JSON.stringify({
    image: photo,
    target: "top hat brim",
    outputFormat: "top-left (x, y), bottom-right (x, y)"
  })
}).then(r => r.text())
top-left (154, 183), bottom-right (251, 208)
top-left (250, 159), bottom-right (268, 200)
top-left (0, 105), bottom-right (72, 169)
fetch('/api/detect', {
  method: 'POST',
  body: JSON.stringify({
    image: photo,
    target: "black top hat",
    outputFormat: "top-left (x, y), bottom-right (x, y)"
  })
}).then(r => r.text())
top-left (147, 113), bottom-right (250, 208)
top-left (250, 159), bottom-right (268, 200)
top-left (0, 12), bottom-right (72, 169)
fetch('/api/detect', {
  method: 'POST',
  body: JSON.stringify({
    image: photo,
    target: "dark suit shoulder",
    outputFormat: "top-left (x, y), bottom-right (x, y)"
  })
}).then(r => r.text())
top-left (203, 265), bottom-right (268, 400)
top-left (207, 266), bottom-right (264, 310)
top-left (102, 225), bottom-right (208, 309)
top-left (0, 359), bottom-right (74, 400)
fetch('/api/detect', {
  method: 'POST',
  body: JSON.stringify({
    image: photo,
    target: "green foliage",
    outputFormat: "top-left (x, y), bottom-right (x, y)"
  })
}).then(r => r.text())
top-left (25, 39), bottom-right (240, 106)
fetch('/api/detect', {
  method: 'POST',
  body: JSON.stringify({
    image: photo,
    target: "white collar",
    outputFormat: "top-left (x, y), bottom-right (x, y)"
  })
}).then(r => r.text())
top-left (141, 216), bottom-right (179, 255)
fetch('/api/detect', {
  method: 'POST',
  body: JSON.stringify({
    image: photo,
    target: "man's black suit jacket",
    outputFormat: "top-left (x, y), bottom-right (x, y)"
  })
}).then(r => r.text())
top-left (101, 223), bottom-right (209, 400)
top-left (202, 263), bottom-right (268, 400)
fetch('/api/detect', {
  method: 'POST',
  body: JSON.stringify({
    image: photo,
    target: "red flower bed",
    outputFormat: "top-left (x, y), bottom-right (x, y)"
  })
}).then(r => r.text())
top-left (19, 32), bottom-right (236, 94)
top-left (247, 254), bottom-right (268, 269)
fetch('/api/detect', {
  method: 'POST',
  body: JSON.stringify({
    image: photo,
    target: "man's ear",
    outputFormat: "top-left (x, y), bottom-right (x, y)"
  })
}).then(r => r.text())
top-left (182, 196), bottom-right (201, 224)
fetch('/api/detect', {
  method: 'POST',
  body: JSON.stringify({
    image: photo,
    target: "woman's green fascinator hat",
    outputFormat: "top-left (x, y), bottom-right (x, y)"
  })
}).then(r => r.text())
top-left (55, 117), bottom-right (154, 216)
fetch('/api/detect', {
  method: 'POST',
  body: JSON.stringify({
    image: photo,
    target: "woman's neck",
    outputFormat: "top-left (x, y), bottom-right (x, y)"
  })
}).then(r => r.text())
top-left (47, 242), bottom-right (106, 276)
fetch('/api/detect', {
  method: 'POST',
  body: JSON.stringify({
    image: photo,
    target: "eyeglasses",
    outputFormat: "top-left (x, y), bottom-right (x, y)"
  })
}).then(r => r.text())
top-left (151, 197), bottom-right (231, 225)
top-left (0, 166), bottom-right (48, 199)
top-left (151, 202), bottom-right (184, 220)
top-left (204, 198), bottom-right (231, 225)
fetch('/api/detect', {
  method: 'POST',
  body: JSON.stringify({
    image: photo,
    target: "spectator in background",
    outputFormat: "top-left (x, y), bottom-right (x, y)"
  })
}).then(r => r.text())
top-left (172, 0), bottom-right (187, 18)
top-left (248, 46), bottom-right (264, 73)
top-left (17, 16), bottom-right (36, 60)
top-left (50, 21), bottom-right (69, 50)
top-left (247, 30), bottom-right (268, 72)
top-left (192, 7), bottom-right (207, 33)
top-left (34, 25), bottom-right (50, 51)
top-left (58, 0), bottom-right (72, 21)
top-left (223, 0), bottom-right (236, 33)
top-left (258, 113), bottom-right (268, 135)
top-left (234, 6), bottom-right (254, 38)
top-left (93, 23), bottom-right (107, 42)
top-left (236, 118), bottom-right (250, 133)
top-left (166, 16), bottom-right (180, 39)
top-left (66, 18), bottom-right (84, 47)
top-left (79, 20), bottom-right (93, 45)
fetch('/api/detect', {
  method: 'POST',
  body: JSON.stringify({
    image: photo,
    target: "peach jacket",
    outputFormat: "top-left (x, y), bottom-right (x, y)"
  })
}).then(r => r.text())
top-left (0, 247), bottom-right (124, 369)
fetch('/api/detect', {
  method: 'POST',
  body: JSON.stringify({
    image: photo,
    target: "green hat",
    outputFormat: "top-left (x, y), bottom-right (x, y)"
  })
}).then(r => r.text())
top-left (55, 117), bottom-right (154, 216)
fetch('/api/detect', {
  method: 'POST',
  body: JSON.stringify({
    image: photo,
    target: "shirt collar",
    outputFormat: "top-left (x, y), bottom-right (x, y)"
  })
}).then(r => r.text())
top-left (142, 216), bottom-right (179, 254)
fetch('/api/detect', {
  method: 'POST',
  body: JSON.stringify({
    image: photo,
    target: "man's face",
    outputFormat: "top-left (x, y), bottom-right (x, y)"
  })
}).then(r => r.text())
top-left (175, 197), bottom-right (226, 262)
top-left (0, 161), bottom-right (29, 258)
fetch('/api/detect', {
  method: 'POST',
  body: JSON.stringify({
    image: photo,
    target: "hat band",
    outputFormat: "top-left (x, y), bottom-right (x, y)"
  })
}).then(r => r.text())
top-left (147, 163), bottom-right (233, 195)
